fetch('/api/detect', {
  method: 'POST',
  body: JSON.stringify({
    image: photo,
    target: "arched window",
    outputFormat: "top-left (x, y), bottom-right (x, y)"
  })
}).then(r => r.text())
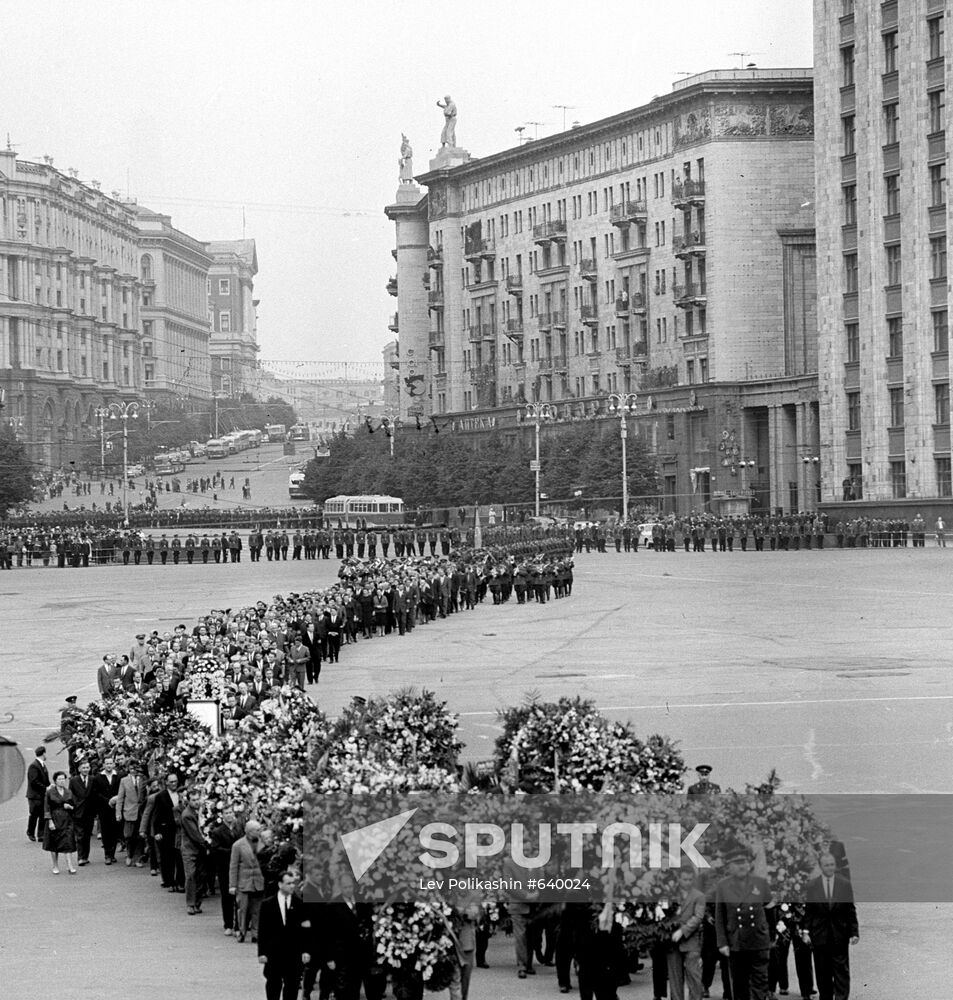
top-left (141, 254), bottom-right (153, 281)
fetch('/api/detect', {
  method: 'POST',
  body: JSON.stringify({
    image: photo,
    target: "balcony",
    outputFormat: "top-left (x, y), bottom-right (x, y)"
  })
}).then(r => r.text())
top-left (506, 273), bottom-right (523, 295)
top-left (538, 311), bottom-right (552, 331)
top-left (674, 230), bottom-right (707, 259)
top-left (464, 238), bottom-right (496, 262)
top-left (388, 312), bottom-right (399, 332)
top-left (532, 219), bottom-right (568, 245)
top-left (630, 291), bottom-right (646, 313)
top-left (553, 309), bottom-right (567, 329)
top-left (553, 353), bottom-right (569, 373)
top-left (673, 282), bottom-right (708, 308)
top-left (428, 330), bottom-right (444, 350)
top-left (428, 289), bottom-right (444, 310)
top-left (587, 351), bottom-right (602, 371)
top-left (616, 343), bottom-right (648, 368)
top-left (468, 325), bottom-right (484, 344)
top-left (505, 318), bottom-right (524, 342)
top-left (580, 304), bottom-right (599, 326)
top-left (609, 200), bottom-right (649, 226)
top-left (386, 275), bottom-right (398, 297)
top-left (671, 179), bottom-right (706, 210)
top-left (427, 244), bottom-right (444, 269)
top-left (480, 322), bottom-right (497, 340)
top-left (537, 355), bottom-right (555, 373)
top-left (579, 258), bottom-right (598, 281)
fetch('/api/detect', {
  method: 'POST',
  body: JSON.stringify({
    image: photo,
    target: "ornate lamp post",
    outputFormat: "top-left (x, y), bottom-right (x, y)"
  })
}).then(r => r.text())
top-left (607, 392), bottom-right (638, 521)
top-left (106, 401), bottom-right (141, 524)
top-left (93, 405), bottom-right (111, 474)
top-left (524, 402), bottom-right (555, 516)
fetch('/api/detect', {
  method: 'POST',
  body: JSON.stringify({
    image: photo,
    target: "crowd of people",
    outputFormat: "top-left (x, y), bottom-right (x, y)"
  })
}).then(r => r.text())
top-left (573, 511), bottom-right (948, 553)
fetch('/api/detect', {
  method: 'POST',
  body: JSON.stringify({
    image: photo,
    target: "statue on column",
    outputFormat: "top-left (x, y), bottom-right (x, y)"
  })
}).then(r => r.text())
top-left (398, 134), bottom-right (414, 184)
top-left (437, 95), bottom-right (458, 148)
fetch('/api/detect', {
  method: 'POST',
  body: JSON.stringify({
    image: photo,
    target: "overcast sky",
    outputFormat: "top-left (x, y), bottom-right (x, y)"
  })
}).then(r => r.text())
top-left (4, 0), bottom-right (813, 366)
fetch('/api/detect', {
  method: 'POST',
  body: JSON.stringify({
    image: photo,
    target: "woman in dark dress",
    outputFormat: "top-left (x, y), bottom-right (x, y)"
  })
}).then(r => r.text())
top-left (44, 771), bottom-right (77, 874)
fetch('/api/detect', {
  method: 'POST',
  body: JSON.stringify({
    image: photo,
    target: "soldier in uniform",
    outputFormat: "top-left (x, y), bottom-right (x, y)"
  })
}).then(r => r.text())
top-left (185, 533), bottom-right (196, 564)
top-left (144, 534), bottom-right (156, 565)
top-left (715, 845), bottom-right (775, 1000)
top-left (170, 534), bottom-right (182, 565)
top-left (158, 534), bottom-right (170, 565)
top-left (686, 764), bottom-right (722, 797)
top-left (200, 534), bottom-right (211, 563)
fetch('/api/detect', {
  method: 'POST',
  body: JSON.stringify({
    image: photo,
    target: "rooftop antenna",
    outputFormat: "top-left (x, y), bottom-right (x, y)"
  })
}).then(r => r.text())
top-left (729, 52), bottom-right (763, 68)
top-left (526, 120), bottom-right (546, 140)
top-left (6, 133), bottom-right (18, 152)
top-left (552, 105), bottom-right (578, 131)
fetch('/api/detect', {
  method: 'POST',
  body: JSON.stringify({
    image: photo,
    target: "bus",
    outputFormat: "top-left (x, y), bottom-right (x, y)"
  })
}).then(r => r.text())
top-left (322, 494), bottom-right (406, 525)
top-left (289, 423), bottom-right (311, 442)
top-left (154, 451), bottom-right (187, 476)
top-left (265, 423), bottom-right (286, 442)
top-left (206, 438), bottom-right (229, 459)
top-left (289, 471), bottom-right (309, 500)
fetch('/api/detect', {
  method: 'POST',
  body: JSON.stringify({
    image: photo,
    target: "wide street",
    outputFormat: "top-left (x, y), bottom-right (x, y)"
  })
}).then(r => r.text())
top-left (1, 546), bottom-right (951, 998)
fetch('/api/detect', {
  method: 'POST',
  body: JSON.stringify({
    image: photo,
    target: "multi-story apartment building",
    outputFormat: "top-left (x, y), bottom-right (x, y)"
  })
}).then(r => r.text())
top-left (134, 207), bottom-right (212, 402)
top-left (816, 0), bottom-right (952, 508)
top-left (207, 239), bottom-right (259, 397)
top-left (387, 68), bottom-right (822, 514)
top-left (0, 148), bottom-right (142, 469)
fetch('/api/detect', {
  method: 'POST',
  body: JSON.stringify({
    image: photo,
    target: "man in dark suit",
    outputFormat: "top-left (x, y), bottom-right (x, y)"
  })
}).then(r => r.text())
top-left (25, 746), bottom-right (50, 841)
top-left (296, 614), bottom-right (322, 684)
top-left (234, 682), bottom-right (259, 721)
top-left (153, 772), bottom-right (185, 889)
top-left (69, 759), bottom-right (96, 864)
top-left (90, 756), bottom-right (121, 863)
top-left (802, 853), bottom-right (859, 1000)
top-left (258, 871), bottom-right (310, 1000)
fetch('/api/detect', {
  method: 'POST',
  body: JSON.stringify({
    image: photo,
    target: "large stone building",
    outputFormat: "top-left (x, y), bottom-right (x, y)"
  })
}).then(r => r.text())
top-left (134, 207), bottom-right (212, 402)
top-left (386, 69), bottom-right (822, 514)
top-left (207, 239), bottom-right (259, 397)
top-left (815, 0), bottom-right (952, 509)
top-left (0, 148), bottom-right (142, 469)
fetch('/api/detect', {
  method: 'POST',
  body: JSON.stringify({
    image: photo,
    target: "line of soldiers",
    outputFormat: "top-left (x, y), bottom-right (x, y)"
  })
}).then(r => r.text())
top-left (246, 526), bottom-right (461, 562)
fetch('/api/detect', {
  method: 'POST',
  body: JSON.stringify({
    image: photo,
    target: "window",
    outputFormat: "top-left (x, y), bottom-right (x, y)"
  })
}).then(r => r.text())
top-left (935, 310), bottom-right (949, 352)
top-left (687, 359), bottom-right (695, 384)
top-left (843, 184), bottom-right (857, 224)
top-left (882, 31), bottom-right (898, 73)
top-left (847, 391), bottom-right (861, 430)
top-left (666, 414), bottom-right (675, 440)
top-left (936, 383), bottom-right (950, 425)
top-left (885, 244), bottom-right (902, 285)
top-left (219, 278), bottom-right (230, 296)
top-left (884, 103), bottom-right (899, 144)
top-left (844, 253), bottom-right (858, 292)
top-left (842, 116), bottom-right (856, 155)
top-left (929, 90), bottom-right (946, 134)
top-left (144, 364), bottom-right (154, 383)
top-left (932, 237), bottom-right (947, 279)
top-left (846, 322), bottom-right (860, 362)
top-left (930, 163), bottom-right (947, 207)
top-left (887, 317), bottom-right (903, 357)
top-left (699, 358), bottom-right (709, 382)
top-left (140, 254), bottom-right (152, 281)
top-left (219, 310), bottom-right (231, 332)
top-left (889, 386), bottom-right (904, 427)
top-left (928, 15), bottom-right (944, 61)
top-left (841, 45), bottom-right (855, 86)
top-left (890, 460), bottom-right (907, 499)
top-left (885, 174), bottom-right (900, 215)
top-left (937, 457), bottom-right (952, 498)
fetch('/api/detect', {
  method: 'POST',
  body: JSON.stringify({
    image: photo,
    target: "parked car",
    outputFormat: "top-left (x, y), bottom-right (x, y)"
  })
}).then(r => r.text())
top-left (126, 464), bottom-right (145, 477)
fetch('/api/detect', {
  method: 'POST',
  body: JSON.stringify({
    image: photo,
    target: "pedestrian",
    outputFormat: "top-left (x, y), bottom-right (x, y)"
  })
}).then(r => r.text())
top-left (43, 770), bottom-right (78, 875)
top-left (257, 870), bottom-right (310, 1000)
top-left (802, 852), bottom-right (859, 1000)
top-left (26, 745), bottom-right (51, 843)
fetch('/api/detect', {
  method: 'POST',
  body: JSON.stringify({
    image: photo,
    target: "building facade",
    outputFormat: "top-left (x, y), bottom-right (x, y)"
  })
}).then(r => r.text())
top-left (0, 148), bottom-right (142, 470)
top-left (135, 207), bottom-right (212, 402)
top-left (207, 239), bottom-right (259, 397)
top-left (815, 0), bottom-right (952, 506)
top-left (387, 69), bottom-right (823, 514)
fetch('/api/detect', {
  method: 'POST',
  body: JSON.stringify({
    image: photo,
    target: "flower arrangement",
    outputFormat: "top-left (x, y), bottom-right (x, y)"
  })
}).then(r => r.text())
top-left (373, 901), bottom-right (458, 984)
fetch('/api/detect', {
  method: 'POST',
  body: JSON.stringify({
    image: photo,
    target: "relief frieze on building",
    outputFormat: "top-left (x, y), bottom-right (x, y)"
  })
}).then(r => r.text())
top-left (769, 104), bottom-right (814, 136)
top-left (428, 186), bottom-right (448, 221)
top-left (673, 107), bottom-right (712, 148)
top-left (714, 104), bottom-right (767, 137)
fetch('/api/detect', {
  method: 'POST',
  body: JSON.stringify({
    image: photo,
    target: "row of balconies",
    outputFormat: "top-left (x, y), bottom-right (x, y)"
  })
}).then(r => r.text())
top-left (454, 344), bottom-right (650, 380)
top-left (673, 282), bottom-right (707, 308)
top-left (673, 231), bottom-right (707, 259)
top-left (671, 179), bottom-right (706, 210)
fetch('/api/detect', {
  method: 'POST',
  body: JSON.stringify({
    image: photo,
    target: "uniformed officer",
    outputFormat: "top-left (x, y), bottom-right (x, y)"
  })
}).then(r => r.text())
top-left (686, 764), bottom-right (722, 797)
top-left (715, 845), bottom-right (775, 1000)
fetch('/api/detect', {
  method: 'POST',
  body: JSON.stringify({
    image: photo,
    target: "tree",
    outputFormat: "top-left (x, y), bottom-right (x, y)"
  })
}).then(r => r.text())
top-left (0, 428), bottom-right (35, 514)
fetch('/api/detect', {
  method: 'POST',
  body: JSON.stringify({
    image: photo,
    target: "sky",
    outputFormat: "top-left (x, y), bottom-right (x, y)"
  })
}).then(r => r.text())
top-left (2, 0), bottom-right (814, 365)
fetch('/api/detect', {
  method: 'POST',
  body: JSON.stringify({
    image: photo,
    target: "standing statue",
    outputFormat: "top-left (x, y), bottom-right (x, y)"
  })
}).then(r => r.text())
top-left (436, 95), bottom-right (457, 148)
top-left (398, 133), bottom-right (414, 183)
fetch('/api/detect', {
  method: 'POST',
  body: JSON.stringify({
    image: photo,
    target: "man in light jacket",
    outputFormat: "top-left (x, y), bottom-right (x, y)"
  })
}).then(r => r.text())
top-left (668, 868), bottom-right (707, 1000)
top-left (229, 819), bottom-right (266, 942)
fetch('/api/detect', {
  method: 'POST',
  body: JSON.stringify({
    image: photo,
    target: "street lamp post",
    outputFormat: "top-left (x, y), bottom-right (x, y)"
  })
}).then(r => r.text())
top-left (524, 402), bottom-right (555, 516)
top-left (607, 392), bottom-right (638, 521)
top-left (94, 406), bottom-right (110, 474)
top-left (106, 401), bottom-right (141, 524)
